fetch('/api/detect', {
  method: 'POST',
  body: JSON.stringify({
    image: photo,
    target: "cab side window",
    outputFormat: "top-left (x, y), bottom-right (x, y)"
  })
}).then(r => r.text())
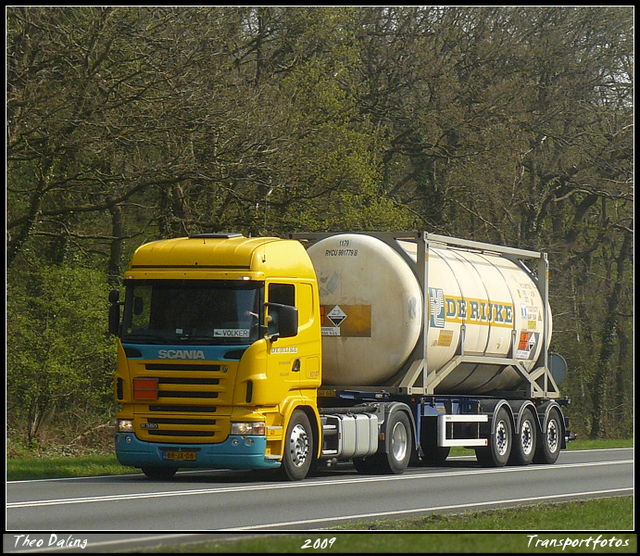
top-left (267, 284), bottom-right (295, 336)
top-left (268, 283), bottom-right (295, 307)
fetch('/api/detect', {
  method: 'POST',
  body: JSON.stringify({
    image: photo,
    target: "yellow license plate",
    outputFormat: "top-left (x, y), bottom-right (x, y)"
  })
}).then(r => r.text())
top-left (164, 451), bottom-right (197, 461)
top-left (318, 389), bottom-right (336, 398)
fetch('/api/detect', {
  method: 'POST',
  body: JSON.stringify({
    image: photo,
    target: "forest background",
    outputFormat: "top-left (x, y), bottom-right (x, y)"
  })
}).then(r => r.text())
top-left (6, 6), bottom-right (633, 456)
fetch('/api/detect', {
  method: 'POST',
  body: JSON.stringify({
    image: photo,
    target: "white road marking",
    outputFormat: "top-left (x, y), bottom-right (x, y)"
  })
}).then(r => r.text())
top-left (226, 488), bottom-right (634, 530)
top-left (7, 459), bottom-right (633, 509)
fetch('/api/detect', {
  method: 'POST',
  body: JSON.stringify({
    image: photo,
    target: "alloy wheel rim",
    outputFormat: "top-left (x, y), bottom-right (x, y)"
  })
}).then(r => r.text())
top-left (290, 424), bottom-right (310, 467)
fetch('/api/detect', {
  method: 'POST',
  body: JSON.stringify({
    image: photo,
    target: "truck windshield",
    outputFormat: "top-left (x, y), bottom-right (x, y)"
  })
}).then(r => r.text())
top-left (121, 280), bottom-right (263, 345)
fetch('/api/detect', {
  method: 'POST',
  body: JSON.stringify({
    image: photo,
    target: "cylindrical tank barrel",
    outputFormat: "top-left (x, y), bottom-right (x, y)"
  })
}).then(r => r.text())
top-left (307, 234), bottom-right (552, 394)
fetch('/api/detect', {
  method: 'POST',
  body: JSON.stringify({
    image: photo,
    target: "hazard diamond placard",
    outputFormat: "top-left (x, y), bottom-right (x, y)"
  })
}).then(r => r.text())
top-left (326, 305), bottom-right (347, 327)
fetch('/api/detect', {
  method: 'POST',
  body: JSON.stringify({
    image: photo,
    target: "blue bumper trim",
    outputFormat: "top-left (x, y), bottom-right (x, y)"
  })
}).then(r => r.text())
top-left (115, 434), bottom-right (280, 470)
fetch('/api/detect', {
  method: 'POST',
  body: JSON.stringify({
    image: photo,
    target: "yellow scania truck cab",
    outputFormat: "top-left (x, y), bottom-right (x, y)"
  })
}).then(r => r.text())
top-left (111, 233), bottom-right (322, 480)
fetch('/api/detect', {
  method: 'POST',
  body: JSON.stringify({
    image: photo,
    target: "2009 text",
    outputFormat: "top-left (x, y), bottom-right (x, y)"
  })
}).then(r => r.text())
top-left (301, 537), bottom-right (337, 550)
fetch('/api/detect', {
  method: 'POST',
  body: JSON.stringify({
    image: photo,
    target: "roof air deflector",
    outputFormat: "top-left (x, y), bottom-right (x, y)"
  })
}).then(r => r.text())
top-left (190, 233), bottom-right (243, 239)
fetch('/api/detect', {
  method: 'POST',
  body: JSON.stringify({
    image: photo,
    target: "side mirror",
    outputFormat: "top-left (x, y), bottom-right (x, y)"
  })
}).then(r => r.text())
top-left (109, 289), bottom-right (120, 303)
top-left (265, 302), bottom-right (298, 340)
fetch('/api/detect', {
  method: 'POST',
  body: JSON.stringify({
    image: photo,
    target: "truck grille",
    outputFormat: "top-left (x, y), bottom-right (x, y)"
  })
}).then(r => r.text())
top-left (133, 360), bottom-right (233, 442)
top-left (149, 405), bottom-right (216, 412)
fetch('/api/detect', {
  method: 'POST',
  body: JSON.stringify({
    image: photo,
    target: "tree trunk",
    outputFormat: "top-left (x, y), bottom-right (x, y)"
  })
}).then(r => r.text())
top-left (108, 203), bottom-right (124, 285)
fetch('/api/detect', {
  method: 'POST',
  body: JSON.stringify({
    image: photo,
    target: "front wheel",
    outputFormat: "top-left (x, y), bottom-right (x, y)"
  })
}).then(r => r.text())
top-left (279, 410), bottom-right (314, 480)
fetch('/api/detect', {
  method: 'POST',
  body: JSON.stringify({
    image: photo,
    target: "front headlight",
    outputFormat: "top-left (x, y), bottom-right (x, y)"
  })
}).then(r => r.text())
top-left (231, 422), bottom-right (266, 436)
top-left (117, 419), bottom-right (134, 433)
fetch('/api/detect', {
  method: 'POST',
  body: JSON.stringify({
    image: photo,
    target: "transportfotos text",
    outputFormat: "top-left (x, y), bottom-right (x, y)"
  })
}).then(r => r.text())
top-left (526, 534), bottom-right (631, 550)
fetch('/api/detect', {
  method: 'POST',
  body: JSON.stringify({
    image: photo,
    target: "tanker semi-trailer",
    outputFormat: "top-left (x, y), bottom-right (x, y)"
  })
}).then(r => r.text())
top-left (109, 231), bottom-right (569, 480)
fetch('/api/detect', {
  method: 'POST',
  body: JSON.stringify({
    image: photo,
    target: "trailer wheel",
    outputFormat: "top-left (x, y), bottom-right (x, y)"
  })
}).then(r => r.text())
top-left (141, 467), bottom-right (177, 480)
top-left (475, 407), bottom-right (512, 467)
top-left (534, 407), bottom-right (562, 464)
top-left (280, 410), bottom-right (313, 480)
top-left (509, 407), bottom-right (537, 465)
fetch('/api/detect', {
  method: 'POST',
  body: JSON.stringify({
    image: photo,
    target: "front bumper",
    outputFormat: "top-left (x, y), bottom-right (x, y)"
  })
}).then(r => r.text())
top-left (115, 433), bottom-right (281, 470)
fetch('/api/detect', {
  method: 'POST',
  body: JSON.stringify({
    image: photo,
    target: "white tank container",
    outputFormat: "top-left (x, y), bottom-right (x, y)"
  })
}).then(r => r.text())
top-left (307, 234), bottom-right (552, 394)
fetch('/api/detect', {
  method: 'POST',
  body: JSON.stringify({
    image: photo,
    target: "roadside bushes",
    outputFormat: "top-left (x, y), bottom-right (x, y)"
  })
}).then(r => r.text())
top-left (7, 262), bottom-right (117, 448)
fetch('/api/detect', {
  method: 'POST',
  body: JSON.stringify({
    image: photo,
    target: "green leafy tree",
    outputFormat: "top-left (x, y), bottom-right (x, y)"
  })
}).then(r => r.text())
top-left (7, 262), bottom-right (116, 442)
top-left (5, 6), bottom-right (633, 446)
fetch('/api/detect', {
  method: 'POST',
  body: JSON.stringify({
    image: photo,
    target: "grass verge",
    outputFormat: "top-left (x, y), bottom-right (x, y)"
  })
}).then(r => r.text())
top-left (135, 497), bottom-right (635, 552)
top-left (6, 454), bottom-right (135, 481)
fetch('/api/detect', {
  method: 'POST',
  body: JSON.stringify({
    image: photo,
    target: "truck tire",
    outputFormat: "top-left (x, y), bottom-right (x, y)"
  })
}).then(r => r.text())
top-left (475, 407), bottom-right (512, 467)
top-left (534, 407), bottom-right (562, 464)
top-left (141, 467), bottom-right (177, 480)
top-left (353, 411), bottom-right (412, 475)
top-left (280, 410), bottom-right (313, 480)
top-left (380, 411), bottom-right (412, 474)
top-left (509, 407), bottom-right (537, 465)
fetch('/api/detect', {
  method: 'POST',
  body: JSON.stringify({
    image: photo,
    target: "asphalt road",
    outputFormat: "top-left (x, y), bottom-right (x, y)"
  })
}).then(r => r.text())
top-left (5, 448), bottom-right (633, 552)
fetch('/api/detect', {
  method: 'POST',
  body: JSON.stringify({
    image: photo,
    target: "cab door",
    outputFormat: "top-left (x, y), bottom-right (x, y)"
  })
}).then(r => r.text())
top-left (265, 282), bottom-right (301, 396)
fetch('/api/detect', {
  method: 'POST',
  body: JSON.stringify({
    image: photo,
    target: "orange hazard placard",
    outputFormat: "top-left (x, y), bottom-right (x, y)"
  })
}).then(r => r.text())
top-left (518, 332), bottom-right (530, 351)
top-left (321, 304), bottom-right (371, 337)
